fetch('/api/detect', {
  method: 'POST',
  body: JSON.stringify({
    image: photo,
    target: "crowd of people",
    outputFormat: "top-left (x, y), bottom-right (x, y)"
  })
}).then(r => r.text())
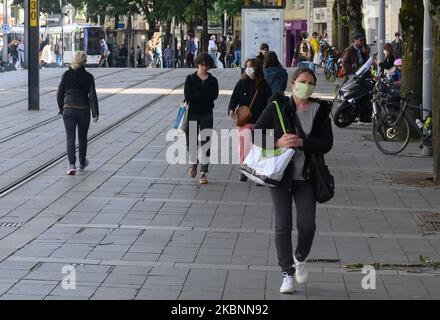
top-left (0, 39), bottom-right (25, 69)
top-left (58, 48), bottom-right (330, 295)
top-left (56, 26), bottom-right (408, 295)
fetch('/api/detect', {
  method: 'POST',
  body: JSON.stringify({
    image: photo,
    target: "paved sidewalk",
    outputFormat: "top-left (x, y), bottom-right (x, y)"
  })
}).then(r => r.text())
top-left (0, 67), bottom-right (439, 300)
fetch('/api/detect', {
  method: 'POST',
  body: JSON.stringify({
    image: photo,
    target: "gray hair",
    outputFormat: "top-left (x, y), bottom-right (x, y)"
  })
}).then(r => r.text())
top-left (71, 51), bottom-right (87, 70)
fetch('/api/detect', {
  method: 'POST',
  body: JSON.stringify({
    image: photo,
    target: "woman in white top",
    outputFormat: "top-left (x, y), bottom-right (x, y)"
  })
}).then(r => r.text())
top-left (41, 42), bottom-right (53, 67)
top-left (208, 35), bottom-right (218, 65)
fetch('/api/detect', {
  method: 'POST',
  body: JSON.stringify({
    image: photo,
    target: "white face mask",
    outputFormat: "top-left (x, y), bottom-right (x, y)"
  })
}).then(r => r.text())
top-left (245, 67), bottom-right (255, 79)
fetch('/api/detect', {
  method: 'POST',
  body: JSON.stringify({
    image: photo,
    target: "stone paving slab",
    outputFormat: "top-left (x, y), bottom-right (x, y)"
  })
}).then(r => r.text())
top-left (0, 68), bottom-right (439, 300)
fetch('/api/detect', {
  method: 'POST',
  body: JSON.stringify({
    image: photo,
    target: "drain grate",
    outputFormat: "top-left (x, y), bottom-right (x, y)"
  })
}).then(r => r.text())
top-left (416, 213), bottom-right (440, 231)
top-left (0, 222), bottom-right (22, 227)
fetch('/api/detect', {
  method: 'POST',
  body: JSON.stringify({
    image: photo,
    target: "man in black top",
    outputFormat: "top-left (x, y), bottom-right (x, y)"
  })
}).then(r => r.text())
top-left (391, 32), bottom-right (403, 59)
top-left (119, 44), bottom-right (128, 67)
top-left (256, 43), bottom-right (269, 63)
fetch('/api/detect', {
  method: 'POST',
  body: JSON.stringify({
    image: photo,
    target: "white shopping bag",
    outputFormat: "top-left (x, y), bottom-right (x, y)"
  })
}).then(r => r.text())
top-left (241, 145), bottom-right (295, 187)
top-left (240, 100), bottom-right (295, 187)
top-left (173, 102), bottom-right (189, 133)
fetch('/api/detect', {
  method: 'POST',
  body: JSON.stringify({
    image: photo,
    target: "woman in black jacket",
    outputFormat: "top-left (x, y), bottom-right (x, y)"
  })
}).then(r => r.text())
top-left (57, 51), bottom-right (99, 175)
top-left (377, 43), bottom-right (396, 78)
top-left (228, 58), bottom-right (272, 181)
top-left (184, 53), bottom-right (219, 184)
top-left (254, 68), bottom-right (333, 294)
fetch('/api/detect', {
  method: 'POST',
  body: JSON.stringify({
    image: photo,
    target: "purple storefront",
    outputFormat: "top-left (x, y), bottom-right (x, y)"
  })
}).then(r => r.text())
top-left (284, 20), bottom-right (307, 67)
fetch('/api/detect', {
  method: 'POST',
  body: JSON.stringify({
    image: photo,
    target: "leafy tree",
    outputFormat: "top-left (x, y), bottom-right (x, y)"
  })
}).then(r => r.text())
top-left (347, 0), bottom-right (365, 38)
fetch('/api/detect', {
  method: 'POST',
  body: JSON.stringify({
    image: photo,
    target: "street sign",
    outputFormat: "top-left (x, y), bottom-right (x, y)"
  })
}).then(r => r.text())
top-left (30, 0), bottom-right (38, 27)
top-left (1, 24), bottom-right (10, 34)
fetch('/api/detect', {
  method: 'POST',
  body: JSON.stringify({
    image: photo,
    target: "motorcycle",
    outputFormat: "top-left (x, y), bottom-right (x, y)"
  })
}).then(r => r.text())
top-left (332, 56), bottom-right (375, 128)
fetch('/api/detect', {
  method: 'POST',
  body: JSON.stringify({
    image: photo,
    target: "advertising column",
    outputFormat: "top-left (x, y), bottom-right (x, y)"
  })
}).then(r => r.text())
top-left (28, 0), bottom-right (39, 110)
top-left (241, 8), bottom-right (284, 67)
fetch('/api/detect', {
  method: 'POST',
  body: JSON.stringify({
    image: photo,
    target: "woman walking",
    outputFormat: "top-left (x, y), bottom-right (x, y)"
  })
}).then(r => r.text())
top-left (57, 51), bottom-right (99, 175)
top-left (228, 58), bottom-right (272, 182)
top-left (232, 35), bottom-right (241, 67)
top-left (184, 53), bottom-right (219, 184)
top-left (263, 51), bottom-right (288, 95)
top-left (254, 68), bottom-right (333, 293)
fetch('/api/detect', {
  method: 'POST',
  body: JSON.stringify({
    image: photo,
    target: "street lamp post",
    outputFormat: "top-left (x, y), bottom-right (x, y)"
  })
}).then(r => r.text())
top-left (2, 0), bottom-right (8, 63)
top-left (377, 0), bottom-right (386, 74)
top-left (223, 10), bottom-right (227, 38)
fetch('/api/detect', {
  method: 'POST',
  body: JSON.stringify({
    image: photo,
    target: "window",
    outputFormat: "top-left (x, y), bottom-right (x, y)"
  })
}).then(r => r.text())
top-left (86, 27), bottom-right (105, 55)
top-left (74, 30), bottom-right (84, 51)
top-left (313, 0), bottom-right (326, 8)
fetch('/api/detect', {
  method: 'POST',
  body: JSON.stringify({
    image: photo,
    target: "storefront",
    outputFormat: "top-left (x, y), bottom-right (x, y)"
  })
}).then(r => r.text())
top-left (284, 20), bottom-right (307, 67)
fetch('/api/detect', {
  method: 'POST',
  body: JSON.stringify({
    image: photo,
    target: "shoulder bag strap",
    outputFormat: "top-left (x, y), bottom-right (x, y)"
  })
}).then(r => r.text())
top-left (272, 101), bottom-right (287, 135)
top-left (248, 89), bottom-right (259, 110)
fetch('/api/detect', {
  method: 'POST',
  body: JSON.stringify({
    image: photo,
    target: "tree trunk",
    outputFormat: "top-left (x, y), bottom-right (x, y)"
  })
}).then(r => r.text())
top-left (337, 0), bottom-right (350, 51)
top-left (399, 0), bottom-right (424, 119)
top-left (431, 0), bottom-right (440, 184)
top-left (114, 15), bottom-right (119, 30)
top-left (333, 0), bottom-right (339, 47)
top-left (347, 0), bottom-right (365, 37)
top-left (99, 14), bottom-right (105, 26)
top-left (203, 0), bottom-right (209, 52)
top-left (165, 19), bottom-right (172, 48)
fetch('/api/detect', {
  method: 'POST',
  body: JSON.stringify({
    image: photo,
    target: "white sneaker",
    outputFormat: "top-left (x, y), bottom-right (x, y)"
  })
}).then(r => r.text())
top-left (66, 164), bottom-right (76, 176)
top-left (294, 256), bottom-right (308, 284)
top-left (279, 272), bottom-right (295, 294)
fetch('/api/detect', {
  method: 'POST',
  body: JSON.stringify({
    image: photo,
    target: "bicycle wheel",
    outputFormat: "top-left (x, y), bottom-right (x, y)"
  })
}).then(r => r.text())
top-left (373, 113), bottom-right (410, 155)
top-left (324, 66), bottom-right (332, 80)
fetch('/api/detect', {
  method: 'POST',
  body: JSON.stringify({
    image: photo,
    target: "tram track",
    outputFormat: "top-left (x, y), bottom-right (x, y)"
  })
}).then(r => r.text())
top-left (0, 69), bottom-right (172, 144)
top-left (0, 77), bottom-right (185, 198)
top-left (0, 68), bottom-right (130, 109)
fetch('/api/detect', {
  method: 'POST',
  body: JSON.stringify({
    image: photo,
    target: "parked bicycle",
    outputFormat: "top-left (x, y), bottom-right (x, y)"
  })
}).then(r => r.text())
top-left (323, 47), bottom-right (342, 82)
top-left (371, 76), bottom-right (401, 129)
top-left (372, 91), bottom-right (432, 155)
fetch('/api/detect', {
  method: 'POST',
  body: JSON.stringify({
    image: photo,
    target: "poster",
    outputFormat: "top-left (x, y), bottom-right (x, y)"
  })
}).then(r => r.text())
top-left (241, 9), bottom-right (284, 67)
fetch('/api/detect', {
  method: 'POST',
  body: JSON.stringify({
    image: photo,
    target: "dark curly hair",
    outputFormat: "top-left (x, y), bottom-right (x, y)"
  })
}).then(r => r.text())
top-left (194, 52), bottom-right (215, 69)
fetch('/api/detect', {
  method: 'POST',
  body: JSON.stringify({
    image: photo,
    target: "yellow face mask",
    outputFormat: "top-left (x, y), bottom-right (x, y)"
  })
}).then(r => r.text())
top-left (293, 82), bottom-right (315, 100)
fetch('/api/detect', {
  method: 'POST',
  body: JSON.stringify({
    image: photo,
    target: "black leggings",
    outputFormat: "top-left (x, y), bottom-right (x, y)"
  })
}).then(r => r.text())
top-left (269, 180), bottom-right (316, 275)
top-left (63, 108), bottom-right (91, 166)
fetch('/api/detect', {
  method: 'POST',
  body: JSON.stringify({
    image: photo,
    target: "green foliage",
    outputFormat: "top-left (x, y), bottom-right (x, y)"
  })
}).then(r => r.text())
top-left (419, 256), bottom-right (440, 270)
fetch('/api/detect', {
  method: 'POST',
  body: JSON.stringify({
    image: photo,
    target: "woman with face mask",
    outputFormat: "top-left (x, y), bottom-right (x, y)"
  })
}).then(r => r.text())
top-left (228, 58), bottom-right (273, 181)
top-left (254, 68), bottom-right (333, 294)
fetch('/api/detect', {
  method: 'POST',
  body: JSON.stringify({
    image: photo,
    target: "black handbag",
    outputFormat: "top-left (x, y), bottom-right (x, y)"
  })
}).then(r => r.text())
top-left (308, 154), bottom-right (335, 203)
top-left (292, 110), bottom-right (335, 203)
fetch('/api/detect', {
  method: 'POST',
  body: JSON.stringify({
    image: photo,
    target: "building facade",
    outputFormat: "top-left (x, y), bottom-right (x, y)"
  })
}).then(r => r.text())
top-left (363, 0), bottom-right (402, 45)
top-left (283, 0), bottom-right (309, 66)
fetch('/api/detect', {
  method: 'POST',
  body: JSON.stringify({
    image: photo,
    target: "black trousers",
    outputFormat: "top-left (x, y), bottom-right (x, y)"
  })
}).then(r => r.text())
top-left (186, 53), bottom-right (195, 68)
top-left (185, 112), bottom-right (213, 173)
top-left (63, 108), bottom-right (91, 166)
top-left (269, 179), bottom-right (316, 275)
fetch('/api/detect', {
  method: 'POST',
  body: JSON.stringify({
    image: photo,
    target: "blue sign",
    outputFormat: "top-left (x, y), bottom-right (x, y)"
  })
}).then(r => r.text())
top-left (117, 23), bottom-right (125, 29)
top-left (1, 24), bottom-right (10, 34)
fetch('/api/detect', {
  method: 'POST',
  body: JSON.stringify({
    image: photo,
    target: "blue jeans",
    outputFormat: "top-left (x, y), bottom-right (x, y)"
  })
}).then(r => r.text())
top-left (56, 54), bottom-right (62, 67)
top-left (233, 50), bottom-right (241, 67)
top-left (297, 61), bottom-right (315, 72)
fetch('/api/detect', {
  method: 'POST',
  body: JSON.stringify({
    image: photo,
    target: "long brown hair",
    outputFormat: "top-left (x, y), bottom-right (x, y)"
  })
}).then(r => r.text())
top-left (384, 43), bottom-right (394, 55)
top-left (242, 58), bottom-right (264, 90)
